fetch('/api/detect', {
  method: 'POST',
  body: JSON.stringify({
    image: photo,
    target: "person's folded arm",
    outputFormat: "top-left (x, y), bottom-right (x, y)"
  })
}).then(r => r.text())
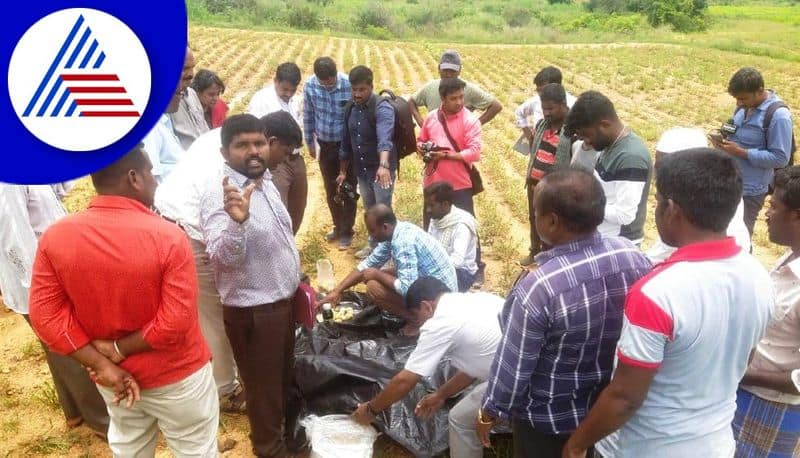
top-left (28, 241), bottom-right (91, 355)
top-left (745, 116), bottom-right (793, 169)
top-left (515, 98), bottom-right (536, 129)
top-left (134, 236), bottom-right (198, 352)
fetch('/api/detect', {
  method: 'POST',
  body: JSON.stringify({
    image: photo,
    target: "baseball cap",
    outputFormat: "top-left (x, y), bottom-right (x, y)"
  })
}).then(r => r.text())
top-left (439, 50), bottom-right (462, 72)
top-left (655, 127), bottom-right (708, 154)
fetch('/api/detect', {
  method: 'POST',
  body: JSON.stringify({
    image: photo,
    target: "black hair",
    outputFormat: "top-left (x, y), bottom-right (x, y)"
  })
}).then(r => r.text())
top-left (564, 91), bottom-right (618, 136)
top-left (423, 181), bottom-right (454, 204)
top-left (90, 144), bottom-right (148, 190)
top-left (221, 114), bottom-right (263, 149)
top-left (348, 65), bottom-right (373, 86)
top-left (772, 166), bottom-right (800, 210)
top-left (439, 77), bottom-right (466, 99)
top-left (405, 277), bottom-right (452, 310)
top-left (656, 148), bottom-right (742, 232)
top-left (275, 62), bottom-right (301, 86)
top-left (190, 69), bottom-right (225, 94)
top-left (534, 66), bottom-right (563, 86)
top-left (539, 83), bottom-right (567, 105)
top-left (367, 204), bottom-right (397, 226)
top-left (728, 67), bottom-right (764, 95)
top-left (537, 167), bottom-right (606, 233)
top-left (313, 56), bottom-right (337, 80)
top-left (260, 111), bottom-right (303, 149)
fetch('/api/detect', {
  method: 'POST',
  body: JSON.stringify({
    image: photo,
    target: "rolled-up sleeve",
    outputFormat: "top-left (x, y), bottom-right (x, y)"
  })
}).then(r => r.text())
top-left (358, 241), bottom-right (391, 271)
top-left (29, 240), bottom-right (91, 355)
top-left (140, 236), bottom-right (199, 350)
top-left (393, 242), bottom-right (419, 296)
top-left (459, 117), bottom-right (482, 164)
top-left (376, 100), bottom-right (396, 153)
top-left (515, 98), bottom-right (535, 128)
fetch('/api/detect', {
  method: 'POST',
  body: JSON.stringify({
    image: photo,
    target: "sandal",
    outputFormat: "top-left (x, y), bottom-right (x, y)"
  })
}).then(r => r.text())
top-left (219, 385), bottom-right (247, 413)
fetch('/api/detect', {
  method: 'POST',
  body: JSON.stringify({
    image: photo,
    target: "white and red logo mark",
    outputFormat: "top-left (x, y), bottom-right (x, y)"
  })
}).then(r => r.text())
top-left (8, 8), bottom-right (151, 151)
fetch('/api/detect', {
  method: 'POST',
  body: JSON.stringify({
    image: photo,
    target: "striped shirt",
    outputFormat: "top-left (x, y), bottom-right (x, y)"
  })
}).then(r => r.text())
top-left (482, 232), bottom-right (651, 433)
top-left (302, 73), bottom-right (351, 145)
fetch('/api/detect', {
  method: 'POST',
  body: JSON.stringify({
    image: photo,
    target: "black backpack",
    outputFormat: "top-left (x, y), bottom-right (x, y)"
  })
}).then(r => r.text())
top-left (344, 90), bottom-right (417, 160)
top-left (735, 101), bottom-right (796, 166)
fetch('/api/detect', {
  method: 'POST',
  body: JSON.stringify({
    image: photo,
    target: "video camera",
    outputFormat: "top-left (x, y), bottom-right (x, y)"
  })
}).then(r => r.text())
top-left (710, 119), bottom-right (737, 144)
top-left (420, 141), bottom-right (447, 164)
top-left (334, 181), bottom-right (358, 206)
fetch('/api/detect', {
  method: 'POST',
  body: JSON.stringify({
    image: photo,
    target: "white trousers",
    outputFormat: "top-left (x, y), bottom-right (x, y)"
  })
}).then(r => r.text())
top-left (98, 363), bottom-right (219, 458)
top-left (190, 237), bottom-right (239, 396)
top-left (448, 381), bottom-right (488, 458)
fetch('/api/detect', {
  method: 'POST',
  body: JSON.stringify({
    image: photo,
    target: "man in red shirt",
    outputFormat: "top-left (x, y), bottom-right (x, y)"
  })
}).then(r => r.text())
top-left (29, 145), bottom-right (218, 456)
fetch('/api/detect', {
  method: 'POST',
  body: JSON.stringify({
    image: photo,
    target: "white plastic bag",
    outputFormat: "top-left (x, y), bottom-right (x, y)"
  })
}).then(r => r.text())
top-left (300, 414), bottom-right (379, 458)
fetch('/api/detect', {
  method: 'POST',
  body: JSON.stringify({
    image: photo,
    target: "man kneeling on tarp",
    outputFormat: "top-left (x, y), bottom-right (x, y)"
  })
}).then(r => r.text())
top-left (350, 277), bottom-right (503, 458)
top-left (322, 205), bottom-right (457, 335)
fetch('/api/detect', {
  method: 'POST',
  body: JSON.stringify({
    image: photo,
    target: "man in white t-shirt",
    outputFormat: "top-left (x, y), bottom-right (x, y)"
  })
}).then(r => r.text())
top-left (646, 127), bottom-right (751, 263)
top-left (350, 276), bottom-right (503, 458)
top-left (424, 181), bottom-right (479, 291)
top-left (247, 62), bottom-right (307, 234)
top-left (563, 148), bottom-right (773, 458)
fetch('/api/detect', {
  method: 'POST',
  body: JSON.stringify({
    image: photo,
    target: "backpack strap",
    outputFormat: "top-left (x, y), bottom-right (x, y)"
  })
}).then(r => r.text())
top-left (764, 101), bottom-right (788, 130)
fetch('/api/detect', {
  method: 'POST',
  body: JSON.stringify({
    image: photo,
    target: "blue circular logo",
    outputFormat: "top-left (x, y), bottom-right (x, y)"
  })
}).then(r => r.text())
top-left (2, 1), bottom-right (187, 184)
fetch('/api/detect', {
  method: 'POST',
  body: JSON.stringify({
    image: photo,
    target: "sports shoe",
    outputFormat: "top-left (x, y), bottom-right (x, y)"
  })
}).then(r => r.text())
top-left (354, 246), bottom-right (373, 259)
top-left (338, 236), bottom-right (352, 250)
top-left (325, 230), bottom-right (339, 242)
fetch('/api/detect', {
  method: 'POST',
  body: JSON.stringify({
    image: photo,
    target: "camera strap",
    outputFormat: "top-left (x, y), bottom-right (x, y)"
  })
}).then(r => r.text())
top-left (437, 110), bottom-right (473, 178)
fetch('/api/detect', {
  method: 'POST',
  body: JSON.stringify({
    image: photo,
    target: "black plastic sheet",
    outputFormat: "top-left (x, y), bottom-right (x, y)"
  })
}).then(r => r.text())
top-left (293, 292), bottom-right (460, 457)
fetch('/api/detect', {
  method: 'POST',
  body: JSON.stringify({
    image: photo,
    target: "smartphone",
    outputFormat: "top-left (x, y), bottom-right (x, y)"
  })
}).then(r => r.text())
top-left (708, 132), bottom-right (724, 144)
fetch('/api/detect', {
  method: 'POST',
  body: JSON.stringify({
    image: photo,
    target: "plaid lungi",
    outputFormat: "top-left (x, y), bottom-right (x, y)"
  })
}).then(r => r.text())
top-left (733, 388), bottom-right (800, 457)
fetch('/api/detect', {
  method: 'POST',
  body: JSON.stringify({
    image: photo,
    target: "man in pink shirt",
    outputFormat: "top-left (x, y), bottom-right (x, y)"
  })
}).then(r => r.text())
top-left (417, 78), bottom-right (485, 284)
top-left (417, 78), bottom-right (482, 221)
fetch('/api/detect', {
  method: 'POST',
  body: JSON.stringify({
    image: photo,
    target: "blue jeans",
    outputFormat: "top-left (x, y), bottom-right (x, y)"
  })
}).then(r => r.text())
top-left (358, 172), bottom-right (395, 210)
top-left (358, 171), bottom-right (395, 247)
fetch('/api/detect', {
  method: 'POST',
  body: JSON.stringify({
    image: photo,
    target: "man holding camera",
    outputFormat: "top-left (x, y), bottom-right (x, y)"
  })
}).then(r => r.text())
top-left (338, 65), bottom-right (396, 259)
top-left (417, 78), bottom-right (482, 225)
top-left (712, 67), bottom-right (794, 238)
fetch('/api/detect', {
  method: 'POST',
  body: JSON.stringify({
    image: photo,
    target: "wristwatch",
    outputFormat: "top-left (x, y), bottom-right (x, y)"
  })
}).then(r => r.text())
top-left (379, 160), bottom-right (390, 169)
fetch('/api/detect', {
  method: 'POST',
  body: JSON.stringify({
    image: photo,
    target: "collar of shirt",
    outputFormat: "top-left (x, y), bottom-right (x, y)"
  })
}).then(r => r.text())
top-left (535, 231), bottom-right (603, 265)
top-left (662, 236), bottom-right (740, 265)
top-left (313, 74), bottom-right (346, 94)
top-left (754, 90), bottom-right (779, 113)
top-left (773, 250), bottom-right (800, 277)
top-left (89, 195), bottom-right (153, 214)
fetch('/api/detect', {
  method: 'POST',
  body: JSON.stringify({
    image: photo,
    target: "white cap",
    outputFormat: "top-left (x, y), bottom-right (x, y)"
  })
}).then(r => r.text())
top-left (655, 127), bottom-right (708, 154)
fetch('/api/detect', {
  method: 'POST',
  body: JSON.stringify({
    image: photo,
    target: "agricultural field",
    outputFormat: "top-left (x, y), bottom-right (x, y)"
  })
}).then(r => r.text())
top-left (1, 24), bottom-right (799, 457)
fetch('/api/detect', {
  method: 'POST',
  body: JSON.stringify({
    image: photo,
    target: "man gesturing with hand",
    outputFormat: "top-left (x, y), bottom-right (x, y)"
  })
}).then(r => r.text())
top-left (200, 112), bottom-right (305, 457)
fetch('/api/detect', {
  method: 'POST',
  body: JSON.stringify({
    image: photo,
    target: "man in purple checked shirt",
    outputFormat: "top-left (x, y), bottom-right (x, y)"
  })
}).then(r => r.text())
top-left (476, 167), bottom-right (651, 457)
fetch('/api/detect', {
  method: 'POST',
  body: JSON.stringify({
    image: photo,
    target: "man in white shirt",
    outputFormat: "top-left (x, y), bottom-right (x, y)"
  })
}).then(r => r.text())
top-left (646, 127), bottom-right (751, 263)
top-left (564, 148), bottom-right (772, 458)
top-left (514, 66), bottom-right (577, 147)
top-left (247, 62), bottom-right (307, 234)
top-left (424, 181), bottom-right (478, 291)
top-left (733, 165), bottom-right (800, 456)
top-left (154, 126), bottom-right (245, 413)
top-left (350, 277), bottom-right (503, 458)
top-left (0, 184), bottom-right (108, 436)
top-left (143, 47), bottom-right (196, 182)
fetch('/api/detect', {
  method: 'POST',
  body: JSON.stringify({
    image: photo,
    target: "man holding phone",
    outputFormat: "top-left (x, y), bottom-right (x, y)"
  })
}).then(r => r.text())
top-left (711, 67), bottom-right (794, 238)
